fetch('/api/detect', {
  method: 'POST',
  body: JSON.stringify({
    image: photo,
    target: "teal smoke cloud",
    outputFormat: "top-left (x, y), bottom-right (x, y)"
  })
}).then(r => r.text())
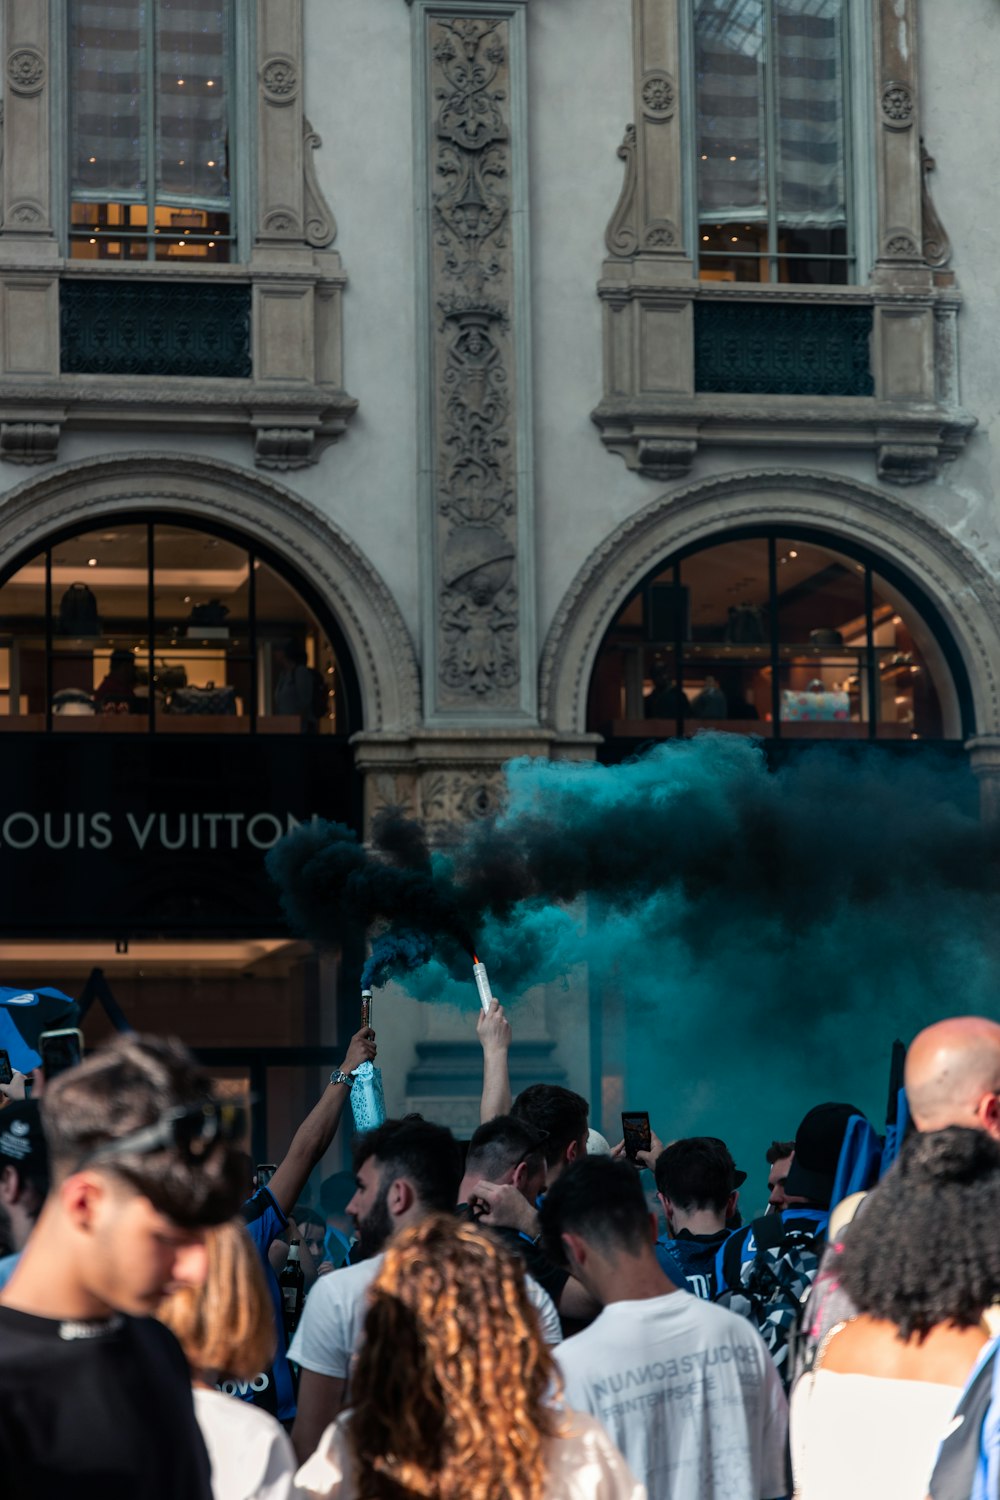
top-left (268, 735), bottom-right (1000, 1200)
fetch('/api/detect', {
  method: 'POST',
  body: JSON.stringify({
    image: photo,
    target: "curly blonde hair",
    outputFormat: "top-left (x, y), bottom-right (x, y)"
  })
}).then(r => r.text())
top-left (347, 1214), bottom-right (562, 1500)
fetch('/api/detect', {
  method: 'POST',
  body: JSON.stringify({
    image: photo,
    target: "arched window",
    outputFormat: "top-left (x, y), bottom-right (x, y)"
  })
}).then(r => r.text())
top-left (0, 515), bottom-right (360, 735)
top-left (587, 529), bottom-right (971, 746)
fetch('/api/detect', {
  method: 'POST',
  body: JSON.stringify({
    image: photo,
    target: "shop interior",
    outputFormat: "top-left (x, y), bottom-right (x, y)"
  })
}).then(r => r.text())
top-left (0, 521), bottom-right (348, 735)
top-left (588, 534), bottom-right (959, 742)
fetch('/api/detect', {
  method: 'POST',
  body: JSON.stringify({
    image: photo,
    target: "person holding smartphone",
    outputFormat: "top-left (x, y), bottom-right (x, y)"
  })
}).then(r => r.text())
top-left (0, 1101), bottom-right (50, 1289)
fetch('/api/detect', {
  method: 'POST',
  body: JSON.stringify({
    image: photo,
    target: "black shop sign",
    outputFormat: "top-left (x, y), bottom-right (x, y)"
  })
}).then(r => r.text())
top-left (0, 735), bottom-right (361, 937)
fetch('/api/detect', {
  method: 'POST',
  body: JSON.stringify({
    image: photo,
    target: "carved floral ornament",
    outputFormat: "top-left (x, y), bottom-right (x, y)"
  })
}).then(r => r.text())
top-left (880, 80), bottom-right (914, 129)
top-left (428, 17), bottom-right (521, 704)
top-left (641, 72), bottom-right (676, 119)
top-left (7, 47), bottom-right (45, 96)
top-left (260, 55), bottom-right (298, 104)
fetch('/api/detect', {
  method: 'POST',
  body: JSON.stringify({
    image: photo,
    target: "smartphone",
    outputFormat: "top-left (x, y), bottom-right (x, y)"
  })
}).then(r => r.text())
top-left (0, 1050), bottom-right (11, 1086)
top-left (39, 1027), bottom-right (84, 1080)
top-left (622, 1111), bottom-right (652, 1163)
top-left (256, 1162), bottom-right (278, 1188)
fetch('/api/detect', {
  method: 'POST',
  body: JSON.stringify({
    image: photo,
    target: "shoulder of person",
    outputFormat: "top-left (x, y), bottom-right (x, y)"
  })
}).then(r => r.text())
top-left (548, 1409), bottom-right (647, 1499)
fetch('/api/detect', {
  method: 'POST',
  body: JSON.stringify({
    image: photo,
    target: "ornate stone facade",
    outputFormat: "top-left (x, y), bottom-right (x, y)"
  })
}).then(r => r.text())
top-left (413, 2), bottom-right (535, 722)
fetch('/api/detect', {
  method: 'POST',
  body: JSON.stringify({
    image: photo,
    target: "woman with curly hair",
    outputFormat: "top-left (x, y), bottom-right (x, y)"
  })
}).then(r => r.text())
top-left (791, 1127), bottom-right (1000, 1500)
top-left (295, 1214), bottom-right (643, 1500)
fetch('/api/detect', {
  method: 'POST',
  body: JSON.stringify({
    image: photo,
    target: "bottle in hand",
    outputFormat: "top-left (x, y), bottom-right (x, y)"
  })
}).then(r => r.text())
top-left (279, 1239), bottom-right (306, 1343)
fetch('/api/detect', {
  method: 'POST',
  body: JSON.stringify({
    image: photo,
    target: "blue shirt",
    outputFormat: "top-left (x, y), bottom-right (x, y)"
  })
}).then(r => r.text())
top-left (656, 1229), bottom-right (728, 1299)
top-left (237, 1187), bottom-right (296, 1422)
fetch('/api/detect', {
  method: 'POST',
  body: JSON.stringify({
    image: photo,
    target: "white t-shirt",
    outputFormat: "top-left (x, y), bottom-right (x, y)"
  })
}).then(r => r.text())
top-left (288, 1251), bottom-right (561, 1379)
top-left (790, 1369), bottom-right (962, 1500)
top-left (555, 1292), bottom-right (787, 1500)
top-left (296, 1408), bottom-right (647, 1500)
top-left (193, 1386), bottom-right (299, 1500)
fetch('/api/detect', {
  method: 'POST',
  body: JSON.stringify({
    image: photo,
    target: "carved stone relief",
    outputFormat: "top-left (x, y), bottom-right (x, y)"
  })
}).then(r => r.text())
top-left (6, 48), bottom-right (45, 96)
top-left (605, 124), bottom-right (638, 258)
top-left (880, 80), bottom-right (914, 129)
top-left (260, 55), bottom-right (299, 104)
top-left (641, 71), bottom-right (676, 119)
top-left (920, 141), bottom-right (952, 269)
top-left (303, 119), bottom-right (338, 249)
top-left (425, 15), bottom-right (521, 708)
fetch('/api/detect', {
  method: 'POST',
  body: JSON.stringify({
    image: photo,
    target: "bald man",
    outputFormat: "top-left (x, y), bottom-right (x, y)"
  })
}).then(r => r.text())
top-left (904, 1016), bottom-right (1000, 1137)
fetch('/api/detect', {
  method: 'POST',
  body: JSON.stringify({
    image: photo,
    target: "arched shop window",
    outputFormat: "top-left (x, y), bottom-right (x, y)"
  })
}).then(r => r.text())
top-left (587, 530), bottom-right (970, 745)
top-left (0, 517), bottom-right (359, 735)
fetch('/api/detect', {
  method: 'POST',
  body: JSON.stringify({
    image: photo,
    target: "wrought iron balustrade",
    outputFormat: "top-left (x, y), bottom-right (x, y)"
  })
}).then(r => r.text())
top-left (60, 280), bottom-right (252, 379)
top-left (694, 300), bottom-right (874, 397)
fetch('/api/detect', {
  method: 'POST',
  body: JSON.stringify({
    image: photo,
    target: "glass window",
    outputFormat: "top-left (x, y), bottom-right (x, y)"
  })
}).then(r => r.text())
top-left (69, 0), bottom-right (233, 262)
top-left (0, 520), bottom-right (351, 736)
top-left (587, 531), bottom-right (962, 745)
top-left (694, 0), bottom-right (852, 284)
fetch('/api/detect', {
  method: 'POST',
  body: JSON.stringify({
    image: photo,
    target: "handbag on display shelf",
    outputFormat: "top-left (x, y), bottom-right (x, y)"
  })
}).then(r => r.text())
top-left (781, 684), bottom-right (850, 722)
top-left (167, 682), bottom-right (237, 715)
top-left (57, 582), bottom-right (101, 637)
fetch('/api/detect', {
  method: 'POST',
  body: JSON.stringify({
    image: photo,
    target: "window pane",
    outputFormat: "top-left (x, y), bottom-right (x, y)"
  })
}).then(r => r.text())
top-left (69, 0), bottom-right (147, 203)
top-left (774, 538), bottom-right (867, 736)
top-left (156, 0), bottom-right (231, 207)
top-left (774, 0), bottom-right (848, 238)
top-left (154, 525), bottom-right (250, 732)
top-left (50, 526), bottom-right (151, 732)
top-left (696, 1), bottom-right (767, 229)
top-left (681, 537), bottom-right (771, 730)
top-left (255, 563), bottom-right (343, 735)
top-left (871, 576), bottom-right (946, 740)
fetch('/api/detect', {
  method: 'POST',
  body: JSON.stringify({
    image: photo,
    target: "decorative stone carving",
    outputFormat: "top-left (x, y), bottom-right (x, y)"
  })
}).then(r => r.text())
top-left (7, 201), bottom-right (42, 227)
top-left (876, 443), bottom-right (938, 485)
top-left (303, 119), bottom-right (337, 249)
top-left (883, 230), bottom-right (920, 258)
top-left (262, 206), bottom-right (300, 234)
top-left (421, 768), bottom-right (504, 834)
top-left (253, 428), bottom-right (319, 470)
top-left (605, 125), bottom-right (638, 259)
top-left (920, 140), bottom-right (952, 269)
top-left (424, 14), bottom-right (523, 710)
top-left (260, 55), bottom-right (298, 104)
top-left (643, 222), bottom-right (678, 249)
top-left (641, 71), bottom-right (676, 119)
top-left (0, 422), bottom-right (59, 464)
top-left (6, 47), bottom-right (44, 96)
top-left (880, 80), bottom-right (914, 129)
top-left (636, 438), bottom-right (697, 480)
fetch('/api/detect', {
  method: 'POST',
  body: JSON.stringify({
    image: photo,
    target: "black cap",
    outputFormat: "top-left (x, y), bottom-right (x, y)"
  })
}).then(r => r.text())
top-left (703, 1136), bottom-right (747, 1187)
top-left (0, 1101), bottom-right (48, 1182)
top-left (784, 1102), bottom-right (864, 1206)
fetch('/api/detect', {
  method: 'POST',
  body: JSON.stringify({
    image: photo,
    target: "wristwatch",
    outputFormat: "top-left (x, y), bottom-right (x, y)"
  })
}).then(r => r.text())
top-left (329, 1069), bottom-right (354, 1089)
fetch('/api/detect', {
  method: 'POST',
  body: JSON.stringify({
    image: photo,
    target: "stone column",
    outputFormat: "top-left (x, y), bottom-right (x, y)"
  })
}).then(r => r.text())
top-left (410, 0), bottom-right (536, 723)
top-left (967, 738), bottom-right (1000, 826)
top-left (2, 0), bottom-right (55, 246)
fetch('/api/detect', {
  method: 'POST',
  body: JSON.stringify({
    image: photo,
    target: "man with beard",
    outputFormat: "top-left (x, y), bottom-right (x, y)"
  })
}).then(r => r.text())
top-left (288, 1116), bottom-right (462, 1462)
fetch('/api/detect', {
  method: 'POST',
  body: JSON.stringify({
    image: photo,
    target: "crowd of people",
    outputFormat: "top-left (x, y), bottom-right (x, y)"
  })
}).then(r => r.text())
top-left (3, 1003), bottom-right (1000, 1500)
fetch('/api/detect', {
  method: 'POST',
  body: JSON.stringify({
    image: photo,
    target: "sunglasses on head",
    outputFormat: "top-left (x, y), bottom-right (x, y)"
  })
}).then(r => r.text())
top-left (80, 1098), bottom-right (248, 1169)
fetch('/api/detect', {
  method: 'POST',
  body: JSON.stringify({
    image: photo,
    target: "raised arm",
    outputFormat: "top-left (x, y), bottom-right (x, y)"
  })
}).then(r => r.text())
top-left (267, 1026), bottom-right (376, 1218)
top-left (478, 999), bottom-right (512, 1122)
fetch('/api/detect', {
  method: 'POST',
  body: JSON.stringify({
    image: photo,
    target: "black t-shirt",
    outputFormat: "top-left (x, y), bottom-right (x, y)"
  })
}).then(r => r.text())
top-left (0, 1304), bottom-right (213, 1500)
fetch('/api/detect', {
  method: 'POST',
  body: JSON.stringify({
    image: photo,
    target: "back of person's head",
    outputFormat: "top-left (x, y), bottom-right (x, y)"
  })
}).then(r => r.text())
top-left (346, 1214), bottom-right (558, 1500)
top-left (41, 1033), bottom-right (245, 1229)
top-left (839, 1127), bottom-right (1000, 1339)
top-left (538, 1156), bottom-right (651, 1266)
top-left (353, 1115), bottom-right (461, 1214)
top-left (782, 1100), bottom-right (864, 1208)
top-left (655, 1136), bottom-right (740, 1213)
top-left (465, 1114), bottom-right (546, 1183)
top-left (158, 1218), bottom-right (275, 1382)
top-left (511, 1084), bottom-right (588, 1172)
top-left (905, 1016), bottom-right (1000, 1135)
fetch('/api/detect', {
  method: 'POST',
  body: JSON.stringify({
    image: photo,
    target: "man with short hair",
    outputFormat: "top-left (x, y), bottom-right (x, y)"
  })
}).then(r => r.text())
top-left (289, 1115), bottom-right (464, 1461)
top-left (0, 1034), bottom-right (246, 1499)
top-left (0, 1100), bottom-right (49, 1288)
top-left (765, 1139), bottom-right (796, 1213)
top-left (654, 1137), bottom-right (744, 1300)
top-left (512, 1082), bottom-right (590, 1186)
top-left (540, 1157), bottom-right (787, 1500)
